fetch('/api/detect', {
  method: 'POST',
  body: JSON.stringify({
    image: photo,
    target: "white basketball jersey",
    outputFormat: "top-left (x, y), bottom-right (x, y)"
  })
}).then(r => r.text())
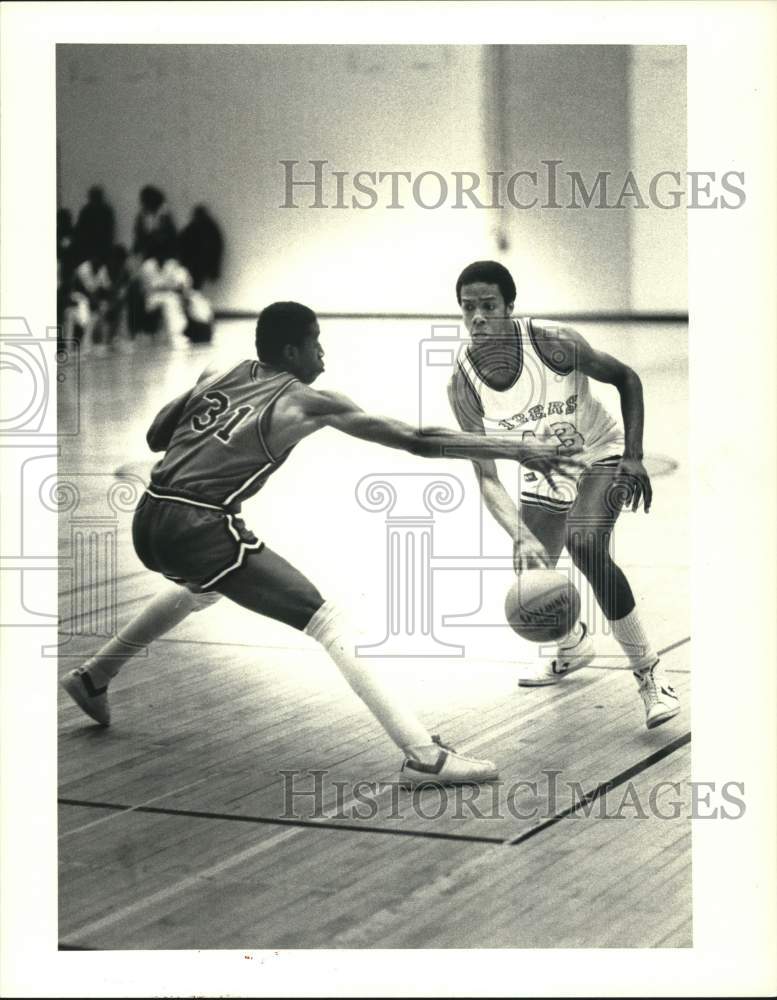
top-left (457, 318), bottom-right (624, 508)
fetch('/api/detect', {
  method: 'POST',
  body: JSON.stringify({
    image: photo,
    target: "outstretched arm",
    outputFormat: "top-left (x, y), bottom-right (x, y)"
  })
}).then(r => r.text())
top-left (533, 322), bottom-right (653, 512)
top-left (275, 385), bottom-right (582, 470)
top-left (447, 370), bottom-right (551, 569)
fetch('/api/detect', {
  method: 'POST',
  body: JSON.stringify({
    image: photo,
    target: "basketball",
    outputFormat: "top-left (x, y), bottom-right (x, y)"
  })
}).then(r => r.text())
top-left (505, 570), bottom-right (581, 643)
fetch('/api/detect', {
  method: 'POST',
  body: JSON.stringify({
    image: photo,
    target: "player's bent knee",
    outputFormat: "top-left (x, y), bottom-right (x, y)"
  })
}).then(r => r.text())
top-left (296, 591), bottom-right (325, 631)
top-left (189, 589), bottom-right (223, 613)
top-left (566, 531), bottom-right (611, 570)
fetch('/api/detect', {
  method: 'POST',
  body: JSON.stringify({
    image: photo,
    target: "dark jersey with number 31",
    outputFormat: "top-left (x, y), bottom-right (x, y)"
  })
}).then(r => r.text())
top-left (149, 361), bottom-right (299, 509)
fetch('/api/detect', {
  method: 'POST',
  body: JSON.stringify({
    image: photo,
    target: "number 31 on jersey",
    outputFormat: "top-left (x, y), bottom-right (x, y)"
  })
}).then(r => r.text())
top-left (191, 391), bottom-right (254, 443)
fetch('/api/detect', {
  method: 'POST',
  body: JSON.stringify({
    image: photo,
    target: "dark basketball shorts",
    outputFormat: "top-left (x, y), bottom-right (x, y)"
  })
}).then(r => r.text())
top-left (520, 453), bottom-right (623, 514)
top-left (133, 488), bottom-right (264, 590)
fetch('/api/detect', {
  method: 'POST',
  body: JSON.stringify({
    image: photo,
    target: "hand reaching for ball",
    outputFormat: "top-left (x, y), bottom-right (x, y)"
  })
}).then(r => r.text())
top-left (513, 529), bottom-right (552, 572)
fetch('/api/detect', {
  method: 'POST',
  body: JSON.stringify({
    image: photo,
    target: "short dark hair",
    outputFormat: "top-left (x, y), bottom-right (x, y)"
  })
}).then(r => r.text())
top-left (255, 301), bottom-right (318, 363)
top-left (140, 185), bottom-right (165, 213)
top-left (455, 260), bottom-right (516, 307)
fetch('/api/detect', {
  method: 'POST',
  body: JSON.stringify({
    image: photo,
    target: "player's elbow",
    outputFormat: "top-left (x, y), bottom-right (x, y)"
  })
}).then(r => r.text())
top-left (614, 364), bottom-right (641, 392)
top-left (404, 428), bottom-right (433, 457)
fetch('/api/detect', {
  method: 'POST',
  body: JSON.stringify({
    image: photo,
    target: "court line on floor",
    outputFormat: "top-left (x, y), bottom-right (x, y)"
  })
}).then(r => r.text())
top-left (656, 635), bottom-right (691, 657)
top-left (56, 632), bottom-right (692, 659)
top-left (506, 730), bottom-right (691, 846)
top-left (58, 633), bottom-right (692, 944)
top-left (217, 309), bottom-right (689, 323)
top-left (57, 795), bottom-right (507, 948)
top-left (587, 664), bottom-right (689, 674)
top-left (58, 777), bottom-right (210, 839)
top-left (58, 730), bottom-right (690, 947)
top-left (458, 634), bottom-right (690, 756)
top-left (59, 823), bottom-right (305, 945)
top-left (57, 796), bottom-right (505, 846)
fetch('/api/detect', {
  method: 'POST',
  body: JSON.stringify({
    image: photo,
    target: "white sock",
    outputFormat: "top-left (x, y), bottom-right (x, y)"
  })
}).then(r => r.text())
top-left (82, 585), bottom-right (215, 688)
top-left (558, 620), bottom-right (584, 651)
top-left (608, 607), bottom-right (658, 676)
top-left (304, 600), bottom-right (433, 757)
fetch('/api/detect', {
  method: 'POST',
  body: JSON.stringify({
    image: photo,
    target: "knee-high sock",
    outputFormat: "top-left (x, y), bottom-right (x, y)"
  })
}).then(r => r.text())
top-left (304, 600), bottom-right (432, 754)
top-left (82, 585), bottom-right (208, 687)
top-left (608, 607), bottom-right (658, 675)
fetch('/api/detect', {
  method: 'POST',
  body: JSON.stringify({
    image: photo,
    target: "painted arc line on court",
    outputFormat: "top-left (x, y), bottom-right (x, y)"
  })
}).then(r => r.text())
top-left (506, 730), bottom-right (691, 846)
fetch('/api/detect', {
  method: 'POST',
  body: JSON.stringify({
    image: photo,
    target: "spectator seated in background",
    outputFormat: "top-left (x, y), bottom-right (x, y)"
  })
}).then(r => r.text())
top-left (130, 233), bottom-right (193, 348)
top-left (57, 208), bottom-right (76, 331)
top-left (182, 284), bottom-right (214, 344)
top-left (102, 244), bottom-right (131, 347)
top-left (132, 185), bottom-right (177, 262)
top-left (63, 253), bottom-right (112, 353)
top-left (178, 204), bottom-right (224, 290)
top-left (63, 244), bottom-right (131, 355)
top-left (74, 186), bottom-right (115, 267)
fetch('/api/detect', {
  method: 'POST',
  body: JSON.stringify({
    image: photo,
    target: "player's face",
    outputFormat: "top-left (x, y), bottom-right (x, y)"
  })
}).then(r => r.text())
top-left (459, 282), bottom-right (514, 341)
top-left (293, 322), bottom-right (326, 384)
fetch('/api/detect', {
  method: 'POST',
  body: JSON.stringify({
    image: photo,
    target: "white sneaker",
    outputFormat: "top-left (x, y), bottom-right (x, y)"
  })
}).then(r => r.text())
top-left (635, 660), bottom-right (680, 729)
top-left (517, 622), bottom-right (596, 687)
top-left (61, 668), bottom-right (111, 726)
top-left (399, 735), bottom-right (498, 788)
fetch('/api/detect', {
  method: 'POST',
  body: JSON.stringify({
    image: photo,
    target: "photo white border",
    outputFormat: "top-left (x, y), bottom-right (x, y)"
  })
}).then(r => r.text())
top-left (1, 1), bottom-right (775, 996)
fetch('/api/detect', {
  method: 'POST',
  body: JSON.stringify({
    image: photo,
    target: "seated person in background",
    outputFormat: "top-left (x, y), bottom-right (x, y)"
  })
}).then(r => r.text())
top-left (63, 254), bottom-right (112, 352)
top-left (178, 204), bottom-right (224, 290)
top-left (101, 244), bottom-right (131, 347)
top-left (131, 234), bottom-right (194, 348)
top-left (57, 208), bottom-right (76, 333)
top-left (182, 284), bottom-right (215, 344)
top-left (132, 185), bottom-right (177, 262)
top-left (74, 185), bottom-right (116, 266)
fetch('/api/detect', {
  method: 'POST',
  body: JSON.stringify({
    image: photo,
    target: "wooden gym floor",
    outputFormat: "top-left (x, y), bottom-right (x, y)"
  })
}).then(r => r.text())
top-left (57, 318), bottom-right (691, 950)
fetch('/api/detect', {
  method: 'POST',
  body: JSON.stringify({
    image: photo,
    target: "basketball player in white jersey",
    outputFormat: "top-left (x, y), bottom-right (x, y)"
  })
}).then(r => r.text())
top-left (62, 301), bottom-right (580, 786)
top-left (447, 261), bottom-right (679, 729)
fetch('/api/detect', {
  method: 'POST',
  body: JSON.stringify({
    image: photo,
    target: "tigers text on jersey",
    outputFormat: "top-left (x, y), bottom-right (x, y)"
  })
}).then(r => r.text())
top-left (456, 318), bottom-right (624, 509)
top-left (149, 360), bottom-right (298, 510)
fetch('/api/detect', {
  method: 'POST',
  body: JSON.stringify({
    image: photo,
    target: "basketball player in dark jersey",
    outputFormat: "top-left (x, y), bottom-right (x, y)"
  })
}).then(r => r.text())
top-left (447, 261), bottom-right (679, 729)
top-left (62, 301), bottom-right (581, 786)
